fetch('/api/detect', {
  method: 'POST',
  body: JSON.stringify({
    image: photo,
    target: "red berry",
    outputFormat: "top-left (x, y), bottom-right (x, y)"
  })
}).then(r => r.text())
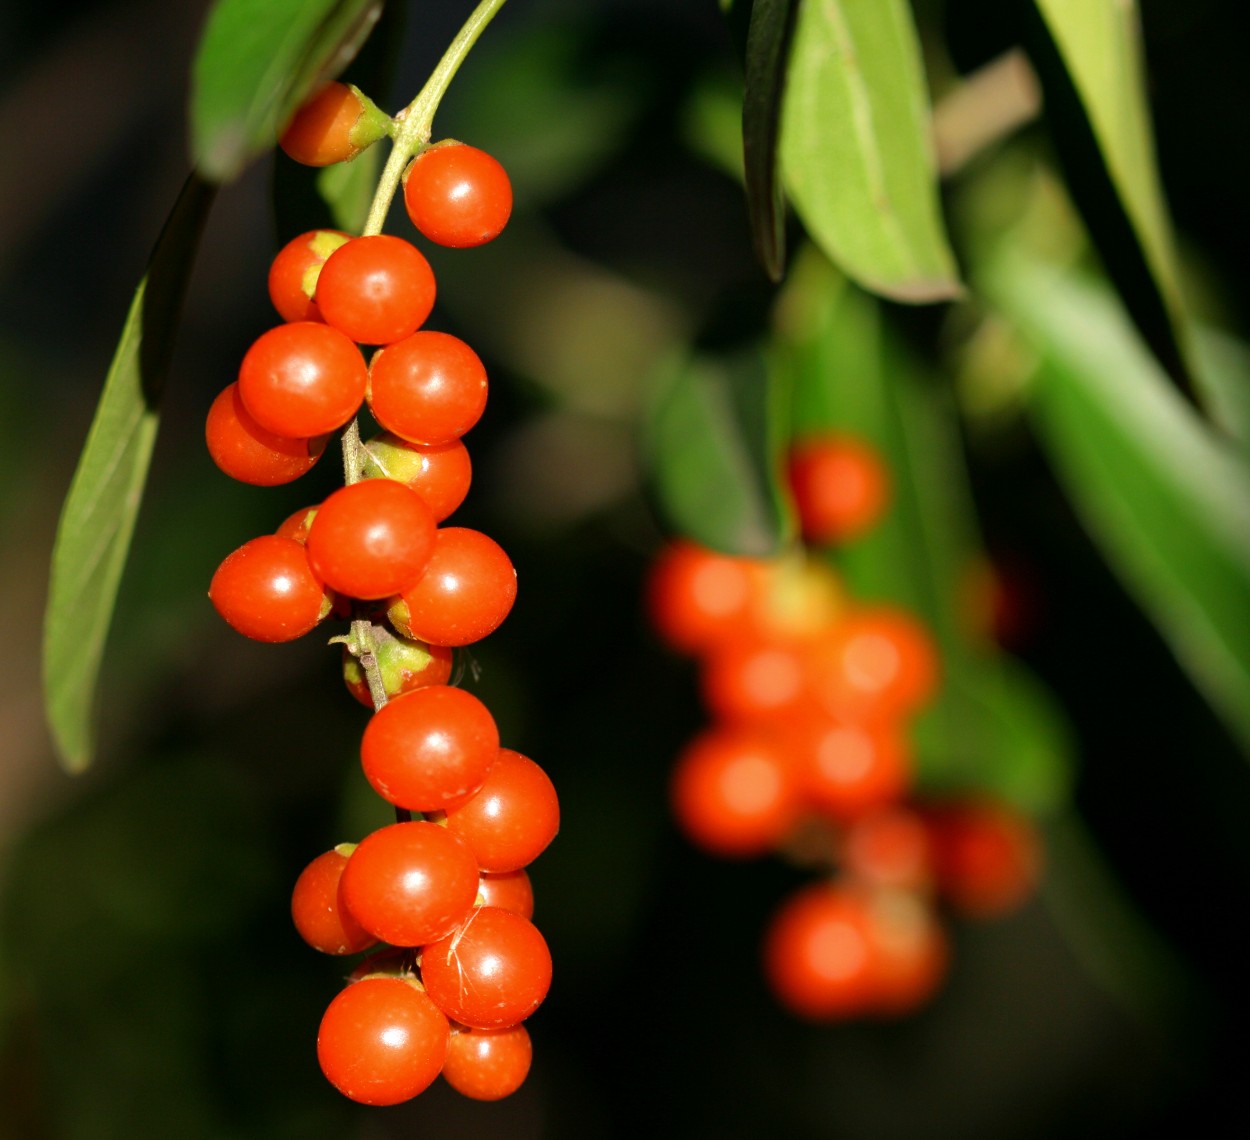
top-left (315, 234), bottom-right (436, 346)
top-left (305, 479), bottom-right (436, 600)
top-left (360, 432), bottom-right (472, 522)
top-left (205, 382), bottom-right (328, 485)
top-left (316, 976), bottom-right (449, 1105)
top-left (340, 630), bottom-right (453, 709)
top-left (209, 535), bottom-right (331, 642)
top-left (925, 800), bottom-right (1041, 917)
top-left (700, 635), bottom-right (812, 723)
top-left (389, 527), bottom-right (517, 647)
top-left (444, 749), bottom-right (559, 873)
top-left (842, 806), bottom-right (934, 891)
top-left (475, 870), bottom-right (535, 920)
top-left (267, 229), bottom-right (350, 322)
top-left (280, 82), bottom-right (371, 167)
top-left (367, 331), bottom-right (488, 446)
top-left (275, 505), bottom-right (318, 544)
top-left (669, 727), bottom-right (798, 858)
top-left (442, 1025), bottom-right (532, 1101)
top-left (422, 907), bottom-right (552, 1029)
top-left (403, 142), bottom-right (513, 248)
top-left (359, 685), bottom-right (501, 812)
top-left (786, 434), bottom-right (890, 545)
top-left (340, 821), bottom-right (479, 947)
top-left (290, 847), bottom-right (376, 955)
top-left (783, 714), bottom-right (912, 820)
top-left (236, 321), bottom-right (366, 438)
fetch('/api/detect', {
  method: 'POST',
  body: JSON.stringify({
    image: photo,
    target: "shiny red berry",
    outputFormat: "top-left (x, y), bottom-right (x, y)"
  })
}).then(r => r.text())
top-left (367, 331), bottom-right (488, 446)
top-left (403, 142), bottom-right (512, 248)
top-left (315, 234), bottom-right (436, 346)
top-left (209, 534), bottom-right (331, 642)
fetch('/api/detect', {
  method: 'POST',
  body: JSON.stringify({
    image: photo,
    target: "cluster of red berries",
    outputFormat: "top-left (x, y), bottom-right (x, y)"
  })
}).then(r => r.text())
top-left (649, 434), bottom-right (1041, 1020)
top-left (206, 87), bottom-right (557, 1105)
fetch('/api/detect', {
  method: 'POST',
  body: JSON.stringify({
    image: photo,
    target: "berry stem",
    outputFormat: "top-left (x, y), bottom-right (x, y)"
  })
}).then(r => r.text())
top-left (360, 0), bottom-right (509, 238)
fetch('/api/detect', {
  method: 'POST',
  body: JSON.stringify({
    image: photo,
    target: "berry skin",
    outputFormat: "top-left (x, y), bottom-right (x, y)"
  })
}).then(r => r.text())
top-left (422, 907), bottom-right (552, 1029)
top-left (268, 229), bottom-right (350, 323)
top-left (786, 434), bottom-right (890, 545)
top-left (763, 884), bottom-right (878, 1020)
top-left (340, 821), bottom-right (480, 947)
top-left (367, 331), bottom-right (488, 446)
top-left (209, 535), bottom-right (331, 642)
top-left (315, 234), bottom-right (436, 346)
top-left (925, 801), bottom-right (1041, 918)
top-left (340, 629), bottom-right (453, 709)
top-left (475, 870), bottom-right (535, 920)
top-left (360, 432), bottom-right (472, 522)
top-left (359, 685), bottom-right (501, 812)
top-left (669, 727), bottom-right (798, 858)
top-left (388, 527), bottom-right (517, 648)
top-left (236, 321), bottom-right (367, 438)
top-left (700, 635), bottom-right (812, 724)
top-left (442, 1025), bottom-right (532, 1101)
top-left (316, 976), bottom-right (449, 1105)
top-left (403, 142), bottom-right (513, 248)
top-left (205, 383), bottom-right (328, 485)
top-left (290, 846), bottom-right (376, 955)
top-left (279, 82), bottom-right (376, 167)
top-left (444, 749), bottom-right (560, 873)
top-left (783, 714), bottom-right (912, 821)
top-left (306, 479), bottom-right (436, 600)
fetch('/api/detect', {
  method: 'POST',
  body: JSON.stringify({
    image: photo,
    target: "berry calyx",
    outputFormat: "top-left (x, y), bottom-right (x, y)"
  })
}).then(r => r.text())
top-left (340, 627), bottom-right (453, 708)
top-left (359, 684), bottom-right (501, 811)
top-left (268, 229), bottom-right (350, 323)
top-left (403, 142), bottom-right (513, 248)
top-left (279, 82), bottom-right (390, 167)
top-left (360, 432), bottom-right (473, 522)
top-left (340, 821), bottom-right (480, 947)
top-left (305, 479), bottom-right (437, 600)
top-left (205, 382), bottom-right (328, 486)
top-left (236, 321), bottom-right (367, 438)
top-left (209, 535), bottom-right (332, 642)
top-left (316, 976), bottom-right (449, 1105)
top-left (315, 234), bottom-right (436, 346)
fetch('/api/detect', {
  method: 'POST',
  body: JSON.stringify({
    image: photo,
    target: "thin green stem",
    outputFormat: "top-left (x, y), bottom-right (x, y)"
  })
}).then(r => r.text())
top-left (361, 0), bottom-right (509, 236)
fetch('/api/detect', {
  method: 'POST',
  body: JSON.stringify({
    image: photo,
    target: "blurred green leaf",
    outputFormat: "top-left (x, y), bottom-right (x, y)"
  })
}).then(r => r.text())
top-left (778, 250), bottom-right (1071, 809)
top-left (742, 0), bottom-right (799, 280)
top-left (43, 175), bottom-right (215, 773)
top-left (1192, 324), bottom-right (1250, 453)
top-left (1031, 0), bottom-right (1193, 378)
top-left (779, 0), bottom-right (961, 302)
top-left (644, 349), bottom-right (793, 557)
top-left (987, 252), bottom-right (1250, 757)
top-left (191, 0), bottom-right (382, 182)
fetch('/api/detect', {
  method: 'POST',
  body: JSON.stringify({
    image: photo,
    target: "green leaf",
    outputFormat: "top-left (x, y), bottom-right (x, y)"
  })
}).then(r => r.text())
top-left (778, 250), bottom-right (1072, 810)
top-left (643, 349), bottom-right (793, 557)
top-left (987, 251), bottom-right (1250, 756)
top-left (742, 0), bottom-right (799, 281)
top-left (779, 0), bottom-right (961, 303)
top-left (43, 175), bottom-right (215, 773)
top-left (1030, 0), bottom-right (1193, 381)
top-left (191, 0), bottom-right (382, 182)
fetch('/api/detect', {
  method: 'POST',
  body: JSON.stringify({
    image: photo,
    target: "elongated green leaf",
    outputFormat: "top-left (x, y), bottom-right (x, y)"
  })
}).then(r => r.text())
top-left (987, 252), bottom-right (1250, 756)
top-left (644, 349), bottom-right (793, 557)
top-left (743, 0), bottom-right (799, 281)
top-left (1031, 0), bottom-right (1192, 379)
top-left (779, 0), bottom-right (961, 302)
top-left (43, 175), bottom-right (216, 772)
top-left (191, 0), bottom-right (382, 182)
top-left (778, 250), bottom-right (1071, 810)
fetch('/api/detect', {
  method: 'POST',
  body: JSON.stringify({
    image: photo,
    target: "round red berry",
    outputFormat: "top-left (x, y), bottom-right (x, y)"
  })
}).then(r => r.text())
top-left (267, 229), bottom-right (350, 323)
top-left (280, 82), bottom-right (372, 167)
top-left (389, 527), bottom-right (516, 648)
top-left (209, 534), bottom-right (330, 642)
top-left (783, 714), bottom-right (912, 820)
top-left (442, 1024), bottom-right (532, 1101)
top-left (340, 821), bottom-right (479, 947)
top-left (403, 142), bottom-right (513, 248)
top-left (316, 976), bottom-right (449, 1105)
top-left (305, 478), bottom-right (436, 600)
top-left (475, 870), bottom-right (534, 920)
top-left (444, 749), bottom-right (559, 873)
top-left (290, 847), bottom-right (376, 955)
top-left (422, 907), bottom-right (552, 1029)
top-left (359, 685), bottom-right (501, 812)
top-left (205, 382), bottom-right (328, 485)
top-left (367, 331), bottom-right (488, 446)
top-left (236, 321), bottom-right (366, 438)
top-left (786, 434), bottom-right (890, 545)
top-left (315, 234), bottom-right (436, 346)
